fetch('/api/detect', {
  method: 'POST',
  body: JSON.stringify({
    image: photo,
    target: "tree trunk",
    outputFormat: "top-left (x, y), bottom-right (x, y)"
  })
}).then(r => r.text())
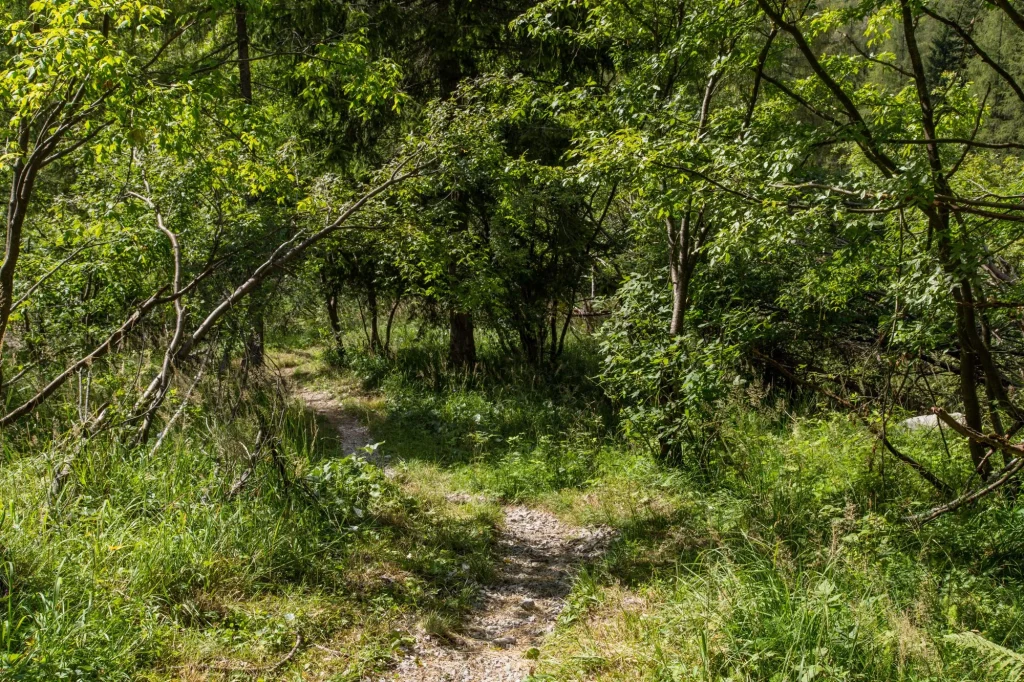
top-left (667, 211), bottom-right (692, 337)
top-left (325, 289), bottom-right (346, 358)
top-left (549, 302), bottom-right (558, 365)
top-left (325, 292), bottom-right (341, 337)
top-left (898, 3), bottom-right (991, 479)
top-left (243, 315), bottom-right (264, 370)
top-left (933, 211), bottom-right (990, 479)
top-left (367, 281), bottom-right (382, 354)
top-left (0, 147), bottom-right (41, 386)
top-left (658, 211), bottom-right (695, 463)
top-left (449, 311), bottom-right (476, 368)
top-left (235, 2), bottom-right (252, 103)
top-left (518, 323), bottom-right (542, 365)
top-left (384, 291), bottom-right (402, 354)
top-left (235, 2), bottom-right (264, 370)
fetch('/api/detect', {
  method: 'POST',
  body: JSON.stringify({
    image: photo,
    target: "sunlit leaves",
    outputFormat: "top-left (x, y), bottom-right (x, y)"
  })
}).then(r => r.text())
top-left (295, 33), bottom-right (405, 123)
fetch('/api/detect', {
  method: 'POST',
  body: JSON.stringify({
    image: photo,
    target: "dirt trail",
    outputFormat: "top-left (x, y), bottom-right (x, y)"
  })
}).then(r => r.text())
top-left (381, 504), bottom-right (610, 682)
top-left (286, 372), bottom-right (612, 682)
top-left (289, 383), bottom-right (381, 464)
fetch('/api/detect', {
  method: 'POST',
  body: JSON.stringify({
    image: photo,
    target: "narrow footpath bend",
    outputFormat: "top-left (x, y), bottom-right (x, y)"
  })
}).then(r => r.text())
top-left (285, 371), bottom-right (613, 682)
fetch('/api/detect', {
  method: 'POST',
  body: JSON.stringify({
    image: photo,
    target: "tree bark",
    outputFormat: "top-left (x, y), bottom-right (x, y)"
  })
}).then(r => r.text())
top-left (367, 279), bottom-right (382, 354)
top-left (325, 291), bottom-right (342, 337)
top-left (384, 290), bottom-right (402, 354)
top-left (235, 1), bottom-right (264, 369)
top-left (0, 134), bottom-right (41, 383)
top-left (900, 0), bottom-right (990, 478)
top-left (235, 3), bottom-right (253, 103)
top-left (243, 314), bottom-right (264, 370)
top-left (667, 212), bottom-right (692, 337)
top-left (449, 311), bottom-right (476, 368)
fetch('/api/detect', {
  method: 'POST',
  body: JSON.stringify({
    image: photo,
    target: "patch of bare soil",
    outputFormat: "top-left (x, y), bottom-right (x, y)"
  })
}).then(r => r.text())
top-left (279, 365), bottom-right (384, 468)
top-left (296, 385), bottom-right (377, 459)
top-left (285, 368), bottom-right (613, 681)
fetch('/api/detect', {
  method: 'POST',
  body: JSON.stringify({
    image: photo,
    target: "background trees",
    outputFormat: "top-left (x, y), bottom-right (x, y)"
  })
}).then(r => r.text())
top-left (5, 0), bottom-right (1024, 533)
top-left (4, 0), bottom-right (1022, 508)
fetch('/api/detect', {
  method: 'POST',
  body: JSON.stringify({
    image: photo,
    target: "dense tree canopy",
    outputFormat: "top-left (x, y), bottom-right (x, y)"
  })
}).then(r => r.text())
top-left (3, 0), bottom-right (1024, 508)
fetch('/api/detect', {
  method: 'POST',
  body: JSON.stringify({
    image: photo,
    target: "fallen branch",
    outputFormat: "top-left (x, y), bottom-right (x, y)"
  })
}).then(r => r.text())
top-left (127, 183), bottom-right (187, 442)
top-left (0, 361), bottom-right (36, 391)
top-left (11, 240), bottom-right (99, 313)
top-left (907, 408), bottom-right (1024, 523)
top-left (0, 160), bottom-right (422, 430)
top-left (147, 362), bottom-right (207, 458)
top-left (225, 428), bottom-right (268, 500)
top-left (932, 407), bottom-right (1024, 454)
top-left (0, 286), bottom-right (167, 427)
top-left (0, 261), bottom-right (222, 428)
top-left (909, 457), bottom-right (1024, 523)
top-left (174, 159), bottom-right (428, 362)
top-left (312, 643), bottom-right (344, 656)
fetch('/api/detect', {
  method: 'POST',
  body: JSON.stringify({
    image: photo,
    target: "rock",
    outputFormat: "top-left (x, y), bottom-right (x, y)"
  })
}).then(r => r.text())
top-left (493, 636), bottom-right (517, 647)
top-left (900, 412), bottom-right (964, 431)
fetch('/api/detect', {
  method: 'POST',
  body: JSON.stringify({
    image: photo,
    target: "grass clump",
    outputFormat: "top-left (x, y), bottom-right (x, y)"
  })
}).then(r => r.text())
top-left (7, 333), bottom-right (1024, 681)
top-left (274, 341), bottom-right (1024, 682)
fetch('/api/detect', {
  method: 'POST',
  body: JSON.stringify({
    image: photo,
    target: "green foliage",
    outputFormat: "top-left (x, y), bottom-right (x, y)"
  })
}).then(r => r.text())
top-left (598, 273), bottom-right (738, 464)
top-left (5, 0), bottom-right (1024, 676)
top-left (0, 371), bottom-right (498, 679)
top-left (532, 407), bottom-right (1024, 682)
top-left (945, 632), bottom-right (1024, 682)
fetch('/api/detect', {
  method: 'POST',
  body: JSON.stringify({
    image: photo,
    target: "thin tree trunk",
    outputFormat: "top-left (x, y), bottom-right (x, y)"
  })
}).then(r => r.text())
top-left (556, 291), bottom-right (575, 359)
top-left (325, 292), bottom-right (342, 337)
top-left (235, 2), bottom-right (252, 103)
top-left (0, 132), bottom-right (41, 383)
top-left (236, 1), bottom-right (264, 370)
top-left (367, 280), bottom-right (382, 354)
top-left (325, 289), bottom-right (346, 357)
top-left (549, 301), bottom-right (558, 365)
top-left (243, 314), bottom-right (264, 369)
top-left (384, 290), bottom-right (402, 354)
top-left (901, 0), bottom-right (990, 478)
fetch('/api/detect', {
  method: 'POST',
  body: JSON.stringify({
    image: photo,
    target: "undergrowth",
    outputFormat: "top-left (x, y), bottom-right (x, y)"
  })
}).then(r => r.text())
top-left (2, 332), bottom-right (1023, 681)
top-left (0, 366), bottom-right (498, 681)
top-left (310, 335), bottom-right (1024, 682)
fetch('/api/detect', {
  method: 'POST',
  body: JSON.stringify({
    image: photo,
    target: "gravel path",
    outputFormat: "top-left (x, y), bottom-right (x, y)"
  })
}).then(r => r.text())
top-left (288, 374), bottom-right (612, 682)
top-left (382, 505), bottom-right (611, 682)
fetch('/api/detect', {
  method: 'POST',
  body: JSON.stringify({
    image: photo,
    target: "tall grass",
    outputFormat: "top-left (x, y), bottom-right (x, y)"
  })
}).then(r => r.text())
top-left (534, 410), bottom-right (1024, 681)
top-left (277, 335), bottom-right (1024, 681)
top-left (4, 327), bottom-right (1023, 681)
top-left (0, 373), bottom-right (498, 680)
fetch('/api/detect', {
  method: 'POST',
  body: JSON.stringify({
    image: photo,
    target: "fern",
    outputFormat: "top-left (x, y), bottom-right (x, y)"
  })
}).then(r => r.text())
top-left (946, 631), bottom-right (1024, 681)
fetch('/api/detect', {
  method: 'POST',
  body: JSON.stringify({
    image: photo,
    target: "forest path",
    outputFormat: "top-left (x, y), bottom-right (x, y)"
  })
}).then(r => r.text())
top-left (281, 362), bottom-right (612, 682)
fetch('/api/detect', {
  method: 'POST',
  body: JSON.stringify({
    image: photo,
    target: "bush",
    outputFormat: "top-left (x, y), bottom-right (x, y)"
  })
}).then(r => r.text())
top-left (598, 273), bottom-right (738, 468)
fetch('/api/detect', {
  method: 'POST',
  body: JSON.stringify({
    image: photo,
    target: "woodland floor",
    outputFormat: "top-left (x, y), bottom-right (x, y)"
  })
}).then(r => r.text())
top-left (281, 356), bottom-right (613, 682)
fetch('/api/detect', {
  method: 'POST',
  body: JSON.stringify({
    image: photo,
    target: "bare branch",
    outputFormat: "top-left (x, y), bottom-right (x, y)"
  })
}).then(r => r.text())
top-left (905, 407), bottom-right (1024, 523)
top-left (751, 349), bottom-right (953, 495)
top-left (127, 181), bottom-right (188, 441)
